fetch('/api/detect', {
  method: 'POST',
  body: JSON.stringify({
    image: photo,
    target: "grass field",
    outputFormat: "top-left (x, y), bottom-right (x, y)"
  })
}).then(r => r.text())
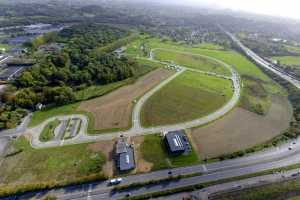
top-left (285, 45), bottom-right (300, 54)
top-left (140, 134), bottom-right (199, 170)
top-left (272, 56), bottom-right (300, 66)
top-left (141, 71), bottom-right (233, 127)
top-left (39, 119), bottom-right (60, 142)
top-left (126, 35), bottom-right (286, 115)
top-left (140, 134), bottom-right (170, 170)
top-left (0, 43), bottom-right (12, 51)
top-left (78, 68), bottom-right (174, 132)
top-left (0, 137), bottom-right (106, 185)
top-left (154, 49), bottom-right (231, 75)
top-left (272, 56), bottom-right (300, 77)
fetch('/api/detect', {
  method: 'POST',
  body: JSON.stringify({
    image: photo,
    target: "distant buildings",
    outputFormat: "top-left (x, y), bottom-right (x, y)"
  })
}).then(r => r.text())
top-left (115, 138), bottom-right (135, 171)
top-left (163, 130), bottom-right (191, 155)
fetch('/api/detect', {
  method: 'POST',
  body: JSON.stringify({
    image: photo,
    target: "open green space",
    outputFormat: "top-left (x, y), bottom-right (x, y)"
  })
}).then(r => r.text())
top-left (0, 137), bottom-right (106, 185)
top-left (154, 49), bottom-right (231, 76)
top-left (140, 134), bottom-right (199, 170)
top-left (273, 56), bottom-right (300, 66)
top-left (126, 35), bottom-right (286, 115)
top-left (290, 196), bottom-right (300, 200)
top-left (39, 119), bottom-right (60, 142)
top-left (141, 71), bottom-right (233, 127)
top-left (140, 134), bottom-right (170, 170)
top-left (285, 45), bottom-right (300, 54)
top-left (0, 43), bottom-right (12, 51)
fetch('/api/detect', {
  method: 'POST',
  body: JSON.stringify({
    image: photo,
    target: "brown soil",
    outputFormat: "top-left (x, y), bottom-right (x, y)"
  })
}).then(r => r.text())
top-left (78, 68), bottom-right (174, 130)
top-left (190, 95), bottom-right (293, 159)
top-left (88, 140), bottom-right (115, 177)
top-left (132, 136), bottom-right (153, 173)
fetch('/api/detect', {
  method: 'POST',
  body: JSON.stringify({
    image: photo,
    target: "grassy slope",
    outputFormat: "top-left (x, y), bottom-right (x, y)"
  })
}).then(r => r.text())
top-left (272, 56), bottom-right (300, 66)
top-left (140, 134), bottom-right (199, 170)
top-left (0, 137), bottom-right (105, 185)
top-left (127, 36), bottom-right (286, 115)
top-left (140, 134), bottom-right (170, 170)
top-left (39, 119), bottom-right (60, 142)
top-left (154, 49), bottom-right (231, 76)
top-left (141, 71), bottom-right (233, 127)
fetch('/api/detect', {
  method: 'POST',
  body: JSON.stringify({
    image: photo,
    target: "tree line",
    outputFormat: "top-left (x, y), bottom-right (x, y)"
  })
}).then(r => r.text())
top-left (0, 24), bottom-right (138, 129)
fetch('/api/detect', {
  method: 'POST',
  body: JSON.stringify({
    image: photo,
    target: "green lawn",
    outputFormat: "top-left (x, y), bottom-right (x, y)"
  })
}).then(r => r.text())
top-left (0, 43), bottom-right (12, 51)
top-left (75, 80), bottom-right (130, 101)
top-left (154, 49), bottom-right (231, 76)
top-left (126, 35), bottom-right (286, 115)
top-left (39, 119), bottom-right (60, 142)
top-left (141, 71), bottom-right (233, 127)
top-left (272, 56), bottom-right (300, 66)
top-left (140, 134), bottom-right (199, 170)
top-left (290, 196), bottom-right (300, 200)
top-left (29, 103), bottom-right (80, 127)
top-left (0, 137), bottom-right (106, 185)
top-left (140, 134), bottom-right (170, 170)
top-left (285, 45), bottom-right (300, 54)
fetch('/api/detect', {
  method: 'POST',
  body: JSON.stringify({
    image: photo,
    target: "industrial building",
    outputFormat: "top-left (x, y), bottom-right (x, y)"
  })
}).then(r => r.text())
top-left (164, 130), bottom-right (191, 155)
top-left (115, 138), bottom-right (135, 171)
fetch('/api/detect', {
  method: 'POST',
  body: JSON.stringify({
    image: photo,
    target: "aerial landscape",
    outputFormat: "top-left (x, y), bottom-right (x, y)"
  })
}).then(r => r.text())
top-left (1, 0), bottom-right (300, 199)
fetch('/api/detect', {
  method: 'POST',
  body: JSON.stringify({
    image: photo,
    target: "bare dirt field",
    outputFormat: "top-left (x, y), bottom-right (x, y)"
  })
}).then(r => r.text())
top-left (132, 136), bottom-right (153, 173)
top-left (190, 95), bottom-right (293, 159)
top-left (88, 140), bottom-right (115, 177)
top-left (78, 68), bottom-right (174, 130)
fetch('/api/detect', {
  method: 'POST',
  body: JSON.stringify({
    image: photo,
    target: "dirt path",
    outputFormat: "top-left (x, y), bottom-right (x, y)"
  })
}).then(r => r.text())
top-left (191, 95), bottom-right (293, 159)
top-left (78, 68), bottom-right (174, 130)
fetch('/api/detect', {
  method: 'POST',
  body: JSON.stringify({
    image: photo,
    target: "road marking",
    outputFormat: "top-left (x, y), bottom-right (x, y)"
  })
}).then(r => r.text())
top-left (86, 184), bottom-right (93, 200)
top-left (202, 164), bottom-right (208, 172)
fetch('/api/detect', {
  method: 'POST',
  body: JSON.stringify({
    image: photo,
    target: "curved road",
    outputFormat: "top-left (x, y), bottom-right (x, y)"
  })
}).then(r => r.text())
top-left (27, 49), bottom-right (241, 148)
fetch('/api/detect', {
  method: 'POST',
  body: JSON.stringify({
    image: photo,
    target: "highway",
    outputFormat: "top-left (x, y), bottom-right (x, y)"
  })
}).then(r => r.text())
top-left (221, 26), bottom-right (300, 89)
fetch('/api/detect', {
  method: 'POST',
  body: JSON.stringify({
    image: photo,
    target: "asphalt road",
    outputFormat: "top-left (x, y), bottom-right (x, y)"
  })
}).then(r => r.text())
top-left (0, 114), bottom-right (32, 138)
top-left (221, 26), bottom-right (300, 89)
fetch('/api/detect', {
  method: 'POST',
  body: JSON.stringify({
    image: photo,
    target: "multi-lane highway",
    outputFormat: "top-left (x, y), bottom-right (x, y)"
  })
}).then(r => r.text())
top-left (221, 26), bottom-right (300, 89)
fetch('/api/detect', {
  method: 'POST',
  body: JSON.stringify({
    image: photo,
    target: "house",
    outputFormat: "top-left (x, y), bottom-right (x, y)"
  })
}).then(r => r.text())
top-left (35, 103), bottom-right (44, 111)
top-left (115, 138), bottom-right (135, 171)
top-left (164, 130), bottom-right (191, 155)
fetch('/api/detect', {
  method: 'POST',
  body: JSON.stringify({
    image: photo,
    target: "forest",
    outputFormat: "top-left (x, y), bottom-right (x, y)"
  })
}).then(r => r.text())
top-left (0, 24), bottom-right (139, 129)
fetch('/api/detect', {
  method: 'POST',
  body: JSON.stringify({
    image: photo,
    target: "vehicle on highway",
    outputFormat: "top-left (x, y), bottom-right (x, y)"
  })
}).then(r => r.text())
top-left (108, 178), bottom-right (123, 185)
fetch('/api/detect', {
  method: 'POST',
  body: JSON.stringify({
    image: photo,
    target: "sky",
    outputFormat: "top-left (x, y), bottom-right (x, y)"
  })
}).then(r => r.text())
top-left (165, 0), bottom-right (300, 19)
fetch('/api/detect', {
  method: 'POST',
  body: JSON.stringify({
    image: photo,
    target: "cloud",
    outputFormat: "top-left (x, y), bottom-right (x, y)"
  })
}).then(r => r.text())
top-left (162, 0), bottom-right (300, 19)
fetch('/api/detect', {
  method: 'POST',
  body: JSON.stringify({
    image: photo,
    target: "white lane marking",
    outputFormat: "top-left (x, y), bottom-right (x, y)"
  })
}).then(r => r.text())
top-left (87, 184), bottom-right (92, 200)
top-left (202, 164), bottom-right (208, 172)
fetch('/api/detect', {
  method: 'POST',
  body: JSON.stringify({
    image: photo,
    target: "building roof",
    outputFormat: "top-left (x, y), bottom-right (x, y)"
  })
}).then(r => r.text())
top-left (119, 147), bottom-right (135, 171)
top-left (165, 130), bottom-right (186, 153)
top-left (116, 139), bottom-right (128, 154)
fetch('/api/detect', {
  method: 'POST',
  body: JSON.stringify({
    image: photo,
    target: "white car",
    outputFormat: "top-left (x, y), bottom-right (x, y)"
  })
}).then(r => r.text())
top-left (108, 178), bottom-right (123, 185)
